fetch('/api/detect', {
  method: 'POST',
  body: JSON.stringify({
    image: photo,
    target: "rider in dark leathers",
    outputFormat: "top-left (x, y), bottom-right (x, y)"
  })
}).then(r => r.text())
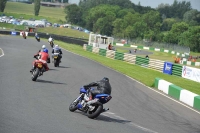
top-left (83, 77), bottom-right (112, 101)
top-left (52, 45), bottom-right (62, 62)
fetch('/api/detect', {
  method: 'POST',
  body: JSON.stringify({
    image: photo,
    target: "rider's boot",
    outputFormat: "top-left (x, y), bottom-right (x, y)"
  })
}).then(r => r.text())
top-left (30, 66), bottom-right (35, 73)
top-left (30, 68), bottom-right (34, 73)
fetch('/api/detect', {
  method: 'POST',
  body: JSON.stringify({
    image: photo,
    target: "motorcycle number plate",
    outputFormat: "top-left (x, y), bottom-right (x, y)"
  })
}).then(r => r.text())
top-left (54, 56), bottom-right (58, 59)
top-left (38, 63), bottom-right (42, 68)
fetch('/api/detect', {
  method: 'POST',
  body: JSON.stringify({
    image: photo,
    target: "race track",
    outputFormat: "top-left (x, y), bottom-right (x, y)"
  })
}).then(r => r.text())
top-left (0, 36), bottom-right (200, 133)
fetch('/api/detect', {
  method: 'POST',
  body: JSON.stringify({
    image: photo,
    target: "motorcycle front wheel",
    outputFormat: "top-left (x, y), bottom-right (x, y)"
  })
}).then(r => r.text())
top-left (69, 99), bottom-right (80, 112)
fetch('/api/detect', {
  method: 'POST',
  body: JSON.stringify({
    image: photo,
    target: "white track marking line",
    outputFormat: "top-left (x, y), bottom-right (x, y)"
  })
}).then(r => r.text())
top-left (102, 112), bottom-right (158, 133)
top-left (59, 46), bottom-right (200, 115)
top-left (0, 48), bottom-right (4, 57)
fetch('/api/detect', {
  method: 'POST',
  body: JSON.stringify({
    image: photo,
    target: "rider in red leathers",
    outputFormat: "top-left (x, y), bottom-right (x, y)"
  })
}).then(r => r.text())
top-left (30, 49), bottom-right (50, 73)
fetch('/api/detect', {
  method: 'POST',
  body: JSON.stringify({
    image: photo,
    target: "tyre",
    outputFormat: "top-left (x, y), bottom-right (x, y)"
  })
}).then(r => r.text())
top-left (69, 100), bottom-right (79, 112)
top-left (87, 102), bottom-right (103, 119)
top-left (31, 68), bottom-right (39, 81)
top-left (57, 59), bottom-right (60, 67)
top-left (54, 59), bottom-right (58, 67)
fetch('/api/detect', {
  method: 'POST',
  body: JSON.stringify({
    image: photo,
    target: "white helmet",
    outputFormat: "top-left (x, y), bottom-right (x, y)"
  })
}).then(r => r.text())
top-left (42, 45), bottom-right (46, 49)
top-left (55, 45), bottom-right (59, 48)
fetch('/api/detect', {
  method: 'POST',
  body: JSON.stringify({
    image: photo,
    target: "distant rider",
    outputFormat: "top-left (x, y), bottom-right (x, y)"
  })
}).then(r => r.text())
top-left (22, 31), bottom-right (26, 37)
top-left (52, 45), bottom-right (62, 62)
top-left (83, 77), bottom-right (112, 102)
top-left (48, 36), bottom-right (54, 47)
top-left (30, 49), bottom-right (50, 73)
top-left (39, 45), bottom-right (48, 53)
top-left (35, 33), bottom-right (39, 38)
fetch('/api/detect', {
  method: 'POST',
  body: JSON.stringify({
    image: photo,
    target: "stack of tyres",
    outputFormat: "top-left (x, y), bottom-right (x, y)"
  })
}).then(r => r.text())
top-left (114, 52), bottom-right (124, 61)
top-left (99, 49), bottom-right (106, 57)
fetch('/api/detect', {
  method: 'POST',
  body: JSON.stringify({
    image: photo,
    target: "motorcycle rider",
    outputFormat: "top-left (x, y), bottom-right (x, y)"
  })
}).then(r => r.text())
top-left (35, 33), bottom-right (39, 39)
top-left (30, 49), bottom-right (50, 73)
top-left (22, 31), bottom-right (26, 37)
top-left (52, 44), bottom-right (62, 62)
top-left (48, 36), bottom-right (54, 47)
top-left (39, 45), bottom-right (48, 53)
top-left (83, 77), bottom-right (112, 102)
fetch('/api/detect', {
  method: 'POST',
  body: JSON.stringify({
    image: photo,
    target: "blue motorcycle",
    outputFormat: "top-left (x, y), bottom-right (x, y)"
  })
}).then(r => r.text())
top-left (69, 87), bottom-right (112, 119)
top-left (35, 35), bottom-right (40, 42)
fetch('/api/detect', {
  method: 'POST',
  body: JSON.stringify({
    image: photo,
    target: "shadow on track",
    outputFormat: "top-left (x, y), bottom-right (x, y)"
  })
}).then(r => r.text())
top-left (71, 111), bottom-right (131, 124)
top-left (58, 66), bottom-right (70, 68)
top-left (36, 79), bottom-right (67, 85)
top-left (96, 115), bottom-right (131, 124)
top-left (49, 68), bottom-right (58, 71)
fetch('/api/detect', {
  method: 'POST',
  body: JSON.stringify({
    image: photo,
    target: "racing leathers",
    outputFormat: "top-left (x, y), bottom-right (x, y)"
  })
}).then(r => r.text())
top-left (30, 51), bottom-right (50, 72)
top-left (83, 79), bottom-right (112, 101)
top-left (52, 47), bottom-right (62, 62)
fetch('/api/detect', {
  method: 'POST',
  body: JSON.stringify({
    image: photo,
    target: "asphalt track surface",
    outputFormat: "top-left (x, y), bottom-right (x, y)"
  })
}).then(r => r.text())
top-left (0, 36), bottom-right (200, 133)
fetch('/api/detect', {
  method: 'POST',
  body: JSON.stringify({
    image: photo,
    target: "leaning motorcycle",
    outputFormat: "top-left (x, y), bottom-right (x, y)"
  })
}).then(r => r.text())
top-left (31, 56), bottom-right (45, 81)
top-left (35, 36), bottom-right (40, 42)
top-left (52, 53), bottom-right (60, 67)
top-left (69, 87), bottom-right (112, 119)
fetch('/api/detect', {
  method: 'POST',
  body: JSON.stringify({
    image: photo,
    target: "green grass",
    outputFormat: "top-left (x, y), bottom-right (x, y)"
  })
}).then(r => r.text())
top-left (3, 2), bottom-right (66, 23)
top-left (37, 27), bottom-right (89, 40)
top-left (54, 40), bottom-right (200, 95)
top-left (0, 23), bottom-right (25, 30)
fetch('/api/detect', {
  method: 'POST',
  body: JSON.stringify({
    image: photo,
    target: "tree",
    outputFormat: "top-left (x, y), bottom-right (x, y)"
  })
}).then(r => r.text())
top-left (178, 26), bottom-right (200, 52)
top-left (161, 18), bottom-right (177, 31)
top-left (183, 9), bottom-right (200, 26)
top-left (34, 0), bottom-right (41, 16)
top-left (164, 22), bottom-right (189, 44)
top-left (64, 4), bottom-right (82, 24)
top-left (85, 4), bottom-right (120, 34)
top-left (112, 18), bottom-right (125, 38)
top-left (157, 0), bottom-right (191, 19)
top-left (0, 0), bottom-right (7, 12)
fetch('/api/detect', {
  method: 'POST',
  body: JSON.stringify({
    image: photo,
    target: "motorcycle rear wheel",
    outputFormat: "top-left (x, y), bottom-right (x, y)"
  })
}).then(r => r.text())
top-left (31, 68), bottom-right (39, 81)
top-left (54, 59), bottom-right (58, 67)
top-left (87, 102), bottom-right (103, 119)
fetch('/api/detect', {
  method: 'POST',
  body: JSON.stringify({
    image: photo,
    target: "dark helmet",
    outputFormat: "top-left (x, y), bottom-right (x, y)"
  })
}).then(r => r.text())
top-left (102, 77), bottom-right (109, 82)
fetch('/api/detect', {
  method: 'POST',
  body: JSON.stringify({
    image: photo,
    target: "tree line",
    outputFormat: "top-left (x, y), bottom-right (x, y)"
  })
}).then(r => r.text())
top-left (64, 0), bottom-right (200, 52)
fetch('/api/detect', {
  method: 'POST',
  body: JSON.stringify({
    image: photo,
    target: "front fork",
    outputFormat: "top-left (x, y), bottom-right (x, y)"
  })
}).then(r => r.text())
top-left (74, 93), bottom-right (84, 103)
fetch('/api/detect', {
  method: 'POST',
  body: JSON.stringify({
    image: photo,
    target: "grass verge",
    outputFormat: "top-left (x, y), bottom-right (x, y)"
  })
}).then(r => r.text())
top-left (3, 2), bottom-right (66, 23)
top-left (54, 40), bottom-right (200, 95)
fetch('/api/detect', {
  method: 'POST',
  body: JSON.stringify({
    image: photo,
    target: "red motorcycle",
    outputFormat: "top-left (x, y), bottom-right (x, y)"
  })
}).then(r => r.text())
top-left (31, 56), bottom-right (45, 81)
